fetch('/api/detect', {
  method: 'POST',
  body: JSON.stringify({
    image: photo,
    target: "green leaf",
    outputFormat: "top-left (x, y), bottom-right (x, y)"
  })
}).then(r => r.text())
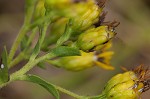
top-left (56, 19), bottom-right (73, 46)
top-left (30, 37), bottom-right (40, 60)
top-left (30, 23), bottom-right (49, 61)
top-left (20, 35), bottom-right (29, 51)
top-left (51, 46), bottom-right (81, 57)
top-left (21, 75), bottom-right (59, 99)
top-left (0, 47), bottom-right (9, 85)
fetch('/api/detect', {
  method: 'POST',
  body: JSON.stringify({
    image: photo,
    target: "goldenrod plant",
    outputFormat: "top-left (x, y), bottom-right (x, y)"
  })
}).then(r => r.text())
top-left (0, 0), bottom-right (149, 99)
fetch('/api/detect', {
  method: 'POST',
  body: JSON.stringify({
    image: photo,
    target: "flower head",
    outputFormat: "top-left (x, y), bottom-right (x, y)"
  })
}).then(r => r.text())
top-left (34, 0), bottom-right (46, 19)
top-left (101, 65), bottom-right (150, 99)
top-left (45, 0), bottom-right (104, 32)
top-left (48, 50), bottom-right (114, 71)
top-left (76, 26), bottom-right (116, 52)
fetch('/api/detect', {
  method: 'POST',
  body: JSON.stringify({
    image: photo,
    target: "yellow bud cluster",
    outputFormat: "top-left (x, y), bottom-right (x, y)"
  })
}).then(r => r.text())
top-left (45, 0), bottom-right (102, 32)
top-left (40, 0), bottom-right (118, 71)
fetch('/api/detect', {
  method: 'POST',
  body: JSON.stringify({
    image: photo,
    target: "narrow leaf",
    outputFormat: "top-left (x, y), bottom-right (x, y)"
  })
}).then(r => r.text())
top-left (20, 75), bottom-right (59, 99)
top-left (56, 19), bottom-right (73, 46)
top-left (37, 62), bottom-right (46, 69)
top-left (30, 23), bottom-right (49, 61)
top-left (20, 35), bottom-right (29, 51)
top-left (0, 47), bottom-right (9, 85)
top-left (51, 46), bottom-right (81, 57)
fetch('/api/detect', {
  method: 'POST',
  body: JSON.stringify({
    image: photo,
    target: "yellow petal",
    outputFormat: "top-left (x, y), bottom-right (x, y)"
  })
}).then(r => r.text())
top-left (98, 51), bottom-right (114, 57)
top-left (95, 61), bottom-right (114, 70)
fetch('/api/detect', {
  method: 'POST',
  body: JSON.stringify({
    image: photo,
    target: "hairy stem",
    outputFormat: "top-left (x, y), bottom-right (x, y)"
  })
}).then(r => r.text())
top-left (10, 53), bottom-right (55, 78)
top-left (8, 28), bottom-right (38, 69)
top-left (8, 52), bottom-right (25, 68)
top-left (8, 0), bottom-right (37, 64)
top-left (27, 28), bottom-right (38, 46)
top-left (8, 26), bottom-right (28, 64)
top-left (0, 53), bottom-right (55, 89)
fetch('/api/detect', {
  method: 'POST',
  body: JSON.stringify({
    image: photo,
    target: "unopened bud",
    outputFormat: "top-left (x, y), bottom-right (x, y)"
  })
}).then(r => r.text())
top-left (34, 0), bottom-right (46, 20)
top-left (69, 1), bottom-right (102, 31)
top-left (49, 50), bottom-right (94, 71)
top-left (49, 50), bottom-right (114, 71)
top-left (44, 0), bottom-right (72, 11)
top-left (76, 26), bottom-right (116, 52)
top-left (45, 0), bottom-right (103, 32)
top-left (101, 65), bottom-right (150, 99)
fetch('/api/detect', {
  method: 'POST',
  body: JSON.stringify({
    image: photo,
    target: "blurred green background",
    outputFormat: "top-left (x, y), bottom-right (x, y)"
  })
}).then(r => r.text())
top-left (0, 0), bottom-right (150, 99)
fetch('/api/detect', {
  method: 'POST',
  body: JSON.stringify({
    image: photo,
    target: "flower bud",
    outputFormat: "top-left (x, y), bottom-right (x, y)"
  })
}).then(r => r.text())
top-left (44, 0), bottom-right (72, 11)
top-left (49, 50), bottom-right (114, 71)
top-left (34, 0), bottom-right (46, 20)
top-left (69, 1), bottom-right (102, 32)
top-left (101, 65), bottom-right (150, 99)
top-left (45, 0), bottom-right (103, 32)
top-left (76, 26), bottom-right (116, 52)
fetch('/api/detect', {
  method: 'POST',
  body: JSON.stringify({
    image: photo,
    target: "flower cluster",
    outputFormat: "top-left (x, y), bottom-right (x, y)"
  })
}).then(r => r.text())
top-left (1, 0), bottom-right (150, 99)
top-left (36, 0), bottom-right (120, 71)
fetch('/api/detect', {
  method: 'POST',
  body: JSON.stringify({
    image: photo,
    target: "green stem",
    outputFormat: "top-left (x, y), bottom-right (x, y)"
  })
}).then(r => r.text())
top-left (0, 54), bottom-right (53, 89)
top-left (0, 53), bottom-right (55, 89)
top-left (11, 53), bottom-right (55, 78)
top-left (8, 28), bottom-right (38, 69)
top-left (8, 24), bottom-right (47, 69)
top-left (53, 85), bottom-right (87, 99)
top-left (8, 11), bottom-right (54, 64)
top-left (0, 74), bottom-right (87, 99)
top-left (0, 75), bottom-right (102, 99)
top-left (54, 84), bottom-right (106, 99)
top-left (8, 26), bottom-right (28, 64)
top-left (8, 52), bottom-right (25, 68)
top-left (8, 0), bottom-right (37, 64)
top-left (28, 14), bottom-right (52, 30)
top-left (27, 28), bottom-right (38, 46)
top-left (29, 23), bottom-right (49, 61)
top-left (24, 0), bottom-right (37, 25)
top-left (89, 93), bottom-right (106, 99)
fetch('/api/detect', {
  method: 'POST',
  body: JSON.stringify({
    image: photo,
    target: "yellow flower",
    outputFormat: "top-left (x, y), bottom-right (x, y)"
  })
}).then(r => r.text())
top-left (76, 26), bottom-right (116, 52)
top-left (94, 51), bottom-right (114, 70)
top-left (48, 50), bottom-right (114, 71)
top-left (34, 0), bottom-right (46, 19)
top-left (45, 0), bottom-right (103, 32)
top-left (45, 0), bottom-right (73, 11)
top-left (101, 65), bottom-right (150, 99)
